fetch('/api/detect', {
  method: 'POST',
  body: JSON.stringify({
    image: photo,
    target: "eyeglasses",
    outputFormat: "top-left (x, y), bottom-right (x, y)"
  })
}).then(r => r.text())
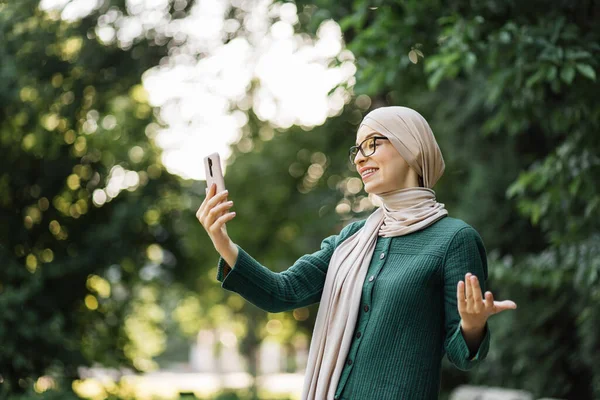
top-left (349, 136), bottom-right (389, 165)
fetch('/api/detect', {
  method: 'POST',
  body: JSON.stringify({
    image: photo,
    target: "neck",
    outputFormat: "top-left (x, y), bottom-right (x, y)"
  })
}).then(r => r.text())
top-left (400, 169), bottom-right (422, 189)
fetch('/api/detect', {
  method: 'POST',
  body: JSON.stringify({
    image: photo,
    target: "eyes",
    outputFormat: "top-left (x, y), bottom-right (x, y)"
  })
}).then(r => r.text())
top-left (365, 138), bottom-right (376, 150)
top-left (349, 136), bottom-right (389, 164)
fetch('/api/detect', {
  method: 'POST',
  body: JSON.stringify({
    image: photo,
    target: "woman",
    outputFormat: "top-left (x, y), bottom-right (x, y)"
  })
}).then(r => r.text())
top-left (196, 106), bottom-right (517, 400)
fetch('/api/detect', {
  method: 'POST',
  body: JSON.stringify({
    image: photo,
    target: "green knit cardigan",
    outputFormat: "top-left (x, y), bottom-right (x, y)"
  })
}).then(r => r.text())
top-left (216, 216), bottom-right (490, 400)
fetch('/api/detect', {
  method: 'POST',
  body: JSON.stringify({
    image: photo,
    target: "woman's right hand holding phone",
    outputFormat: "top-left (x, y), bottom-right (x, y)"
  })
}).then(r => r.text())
top-left (196, 183), bottom-right (239, 266)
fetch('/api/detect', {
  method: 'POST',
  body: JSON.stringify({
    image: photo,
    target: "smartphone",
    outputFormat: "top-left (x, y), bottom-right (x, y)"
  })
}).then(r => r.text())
top-left (203, 152), bottom-right (226, 194)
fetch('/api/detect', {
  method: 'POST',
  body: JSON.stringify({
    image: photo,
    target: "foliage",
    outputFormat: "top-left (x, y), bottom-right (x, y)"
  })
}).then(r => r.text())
top-left (1, 0), bottom-right (600, 399)
top-left (0, 0), bottom-right (199, 394)
top-left (288, 0), bottom-right (600, 398)
top-left (6, 389), bottom-right (80, 400)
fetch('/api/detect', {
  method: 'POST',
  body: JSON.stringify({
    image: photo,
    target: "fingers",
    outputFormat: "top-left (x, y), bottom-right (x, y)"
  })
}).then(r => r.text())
top-left (204, 182), bottom-right (218, 204)
top-left (209, 181), bottom-right (217, 195)
top-left (457, 280), bottom-right (467, 312)
top-left (485, 291), bottom-right (494, 310)
top-left (458, 273), bottom-right (517, 327)
top-left (197, 184), bottom-right (229, 224)
top-left (470, 275), bottom-right (483, 312)
top-left (203, 200), bottom-right (233, 229)
top-left (207, 188), bottom-right (229, 209)
top-left (208, 200), bottom-right (233, 221)
top-left (197, 183), bottom-right (217, 218)
top-left (209, 211), bottom-right (236, 233)
top-left (461, 273), bottom-right (486, 314)
top-left (464, 272), bottom-right (473, 304)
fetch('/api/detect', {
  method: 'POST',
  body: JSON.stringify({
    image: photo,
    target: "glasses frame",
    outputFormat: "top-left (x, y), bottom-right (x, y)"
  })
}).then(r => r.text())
top-left (349, 136), bottom-right (389, 165)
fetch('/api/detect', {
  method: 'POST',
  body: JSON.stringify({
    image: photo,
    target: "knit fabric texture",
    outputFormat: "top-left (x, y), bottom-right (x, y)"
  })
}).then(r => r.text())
top-left (216, 216), bottom-right (491, 400)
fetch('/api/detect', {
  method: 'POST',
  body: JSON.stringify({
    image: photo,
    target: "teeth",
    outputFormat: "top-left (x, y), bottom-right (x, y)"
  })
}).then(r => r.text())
top-left (362, 168), bottom-right (377, 177)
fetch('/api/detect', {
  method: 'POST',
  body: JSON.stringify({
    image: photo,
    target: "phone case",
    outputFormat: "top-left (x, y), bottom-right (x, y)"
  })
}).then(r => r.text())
top-left (204, 152), bottom-right (226, 194)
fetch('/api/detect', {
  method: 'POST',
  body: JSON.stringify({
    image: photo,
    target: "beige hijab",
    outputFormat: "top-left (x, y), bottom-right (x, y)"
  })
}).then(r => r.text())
top-left (301, 106), bottom-right (448, 400)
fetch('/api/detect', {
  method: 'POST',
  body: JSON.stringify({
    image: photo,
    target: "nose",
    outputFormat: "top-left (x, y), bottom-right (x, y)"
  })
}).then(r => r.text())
top-left (354, 150), bottom-right (367, 166)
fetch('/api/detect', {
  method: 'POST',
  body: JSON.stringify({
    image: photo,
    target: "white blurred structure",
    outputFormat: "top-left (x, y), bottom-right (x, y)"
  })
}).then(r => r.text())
top-left (189, 329), bottom-right (309, 376)
top-left (189, 329), bottom-right (217, 373)
top-left (141, 0), bottom-right (356, 180)
top-left (259, 340), bottom-right (281, 374)
top-left (450, 386), bottom-right (565, 400)
top-left (40, 0), bottom-right (356, 181)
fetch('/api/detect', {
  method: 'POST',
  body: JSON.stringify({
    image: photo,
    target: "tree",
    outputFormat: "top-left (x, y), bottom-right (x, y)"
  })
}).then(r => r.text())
top-left (2, 0), bottom-right (599, 399)
top-left (283, 0), bottom-right (600, 398)
top-left (0, 0), bottom-right (196, 394)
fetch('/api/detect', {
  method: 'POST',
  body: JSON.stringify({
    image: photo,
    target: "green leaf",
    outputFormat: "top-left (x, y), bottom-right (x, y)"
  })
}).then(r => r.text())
top-left (560, 65), bottom-right (575, 84)
top-left (565, 49), bottom-right (591, 61)
top-left (575, 64), bottom-right (596, 81)
top-left (427, 67), bottom-right (446, 89)
top-left (424, 56), bottom-right (441, 73)
top-left (464, 52), bottom-right (477, 71)
top-left (530, 202), bottom-right (541, 225)
top-left (546, 65), bottom-right (557, 81)
top-left (569, 178), bottom-right (581, 195)
top-left (526, 69), bottom-right (546, 88)
top-left (584, 197), bottom-right (599, 218)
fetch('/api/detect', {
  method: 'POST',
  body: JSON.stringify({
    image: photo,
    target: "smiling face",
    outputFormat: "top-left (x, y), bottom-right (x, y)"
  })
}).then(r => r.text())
top-left (354, 124), bottom-right (421, 194)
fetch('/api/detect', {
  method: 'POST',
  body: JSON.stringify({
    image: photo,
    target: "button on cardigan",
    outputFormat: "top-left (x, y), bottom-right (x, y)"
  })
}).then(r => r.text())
top-left (216, 216), bottom-right (491, 400)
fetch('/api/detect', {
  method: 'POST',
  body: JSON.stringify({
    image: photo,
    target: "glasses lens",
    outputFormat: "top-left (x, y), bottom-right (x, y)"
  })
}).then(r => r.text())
top-left (363, 138), bottom-right (377, 156)
top-left (350, 138), bottom-right (379, 165)
top-left (349, 147), bottom-right (358, 164)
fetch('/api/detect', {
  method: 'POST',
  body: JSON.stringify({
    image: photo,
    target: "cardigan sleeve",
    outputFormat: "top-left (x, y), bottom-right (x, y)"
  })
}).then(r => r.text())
top-left (215, 221), bottom-right (364, 313)
top-left (442, 226), bottom-right (491, 371)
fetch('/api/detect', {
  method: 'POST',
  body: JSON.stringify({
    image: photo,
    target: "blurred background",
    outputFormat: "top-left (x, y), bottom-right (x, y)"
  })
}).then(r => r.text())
top-left (0, 0), bottom-right (599, 399)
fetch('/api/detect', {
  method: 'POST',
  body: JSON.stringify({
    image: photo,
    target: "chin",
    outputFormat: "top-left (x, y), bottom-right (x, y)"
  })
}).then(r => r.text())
top-left (363, 182), bottom-right (381, 195)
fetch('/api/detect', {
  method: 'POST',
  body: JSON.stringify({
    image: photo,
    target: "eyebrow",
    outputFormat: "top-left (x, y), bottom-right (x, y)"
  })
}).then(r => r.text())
top-left (356, 132), bottom-right (378, 146)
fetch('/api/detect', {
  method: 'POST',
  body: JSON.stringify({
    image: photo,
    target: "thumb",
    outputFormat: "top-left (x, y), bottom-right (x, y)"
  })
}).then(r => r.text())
top-left (494, 300), bottom-right (517, 313)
